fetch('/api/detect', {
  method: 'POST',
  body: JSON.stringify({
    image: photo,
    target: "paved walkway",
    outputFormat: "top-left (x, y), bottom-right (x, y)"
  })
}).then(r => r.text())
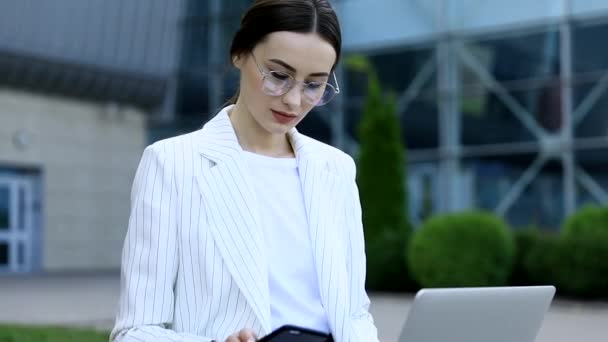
top-left (0, 274), bottom-right (606, 341)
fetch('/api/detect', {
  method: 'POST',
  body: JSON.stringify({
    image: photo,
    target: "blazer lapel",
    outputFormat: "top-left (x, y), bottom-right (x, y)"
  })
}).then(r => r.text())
top-left (192, 110), bottom-right (352, 338)
top-left (290, 130), bottom-right (352, 342)
top-left (195, 107), bottom-right (272, 334)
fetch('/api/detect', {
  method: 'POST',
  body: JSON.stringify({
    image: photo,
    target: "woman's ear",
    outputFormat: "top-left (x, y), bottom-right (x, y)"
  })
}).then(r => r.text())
top-left (232, 54), bottom-right (244, 69)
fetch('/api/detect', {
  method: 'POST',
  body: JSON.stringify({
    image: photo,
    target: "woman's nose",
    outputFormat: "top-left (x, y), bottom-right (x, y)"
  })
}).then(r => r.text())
top-left (281, 83), bottom-right (303, 108)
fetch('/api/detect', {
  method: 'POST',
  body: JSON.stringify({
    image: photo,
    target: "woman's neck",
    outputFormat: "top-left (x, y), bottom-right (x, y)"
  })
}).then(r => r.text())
top-left (228, 101), bottom-right (295, 158)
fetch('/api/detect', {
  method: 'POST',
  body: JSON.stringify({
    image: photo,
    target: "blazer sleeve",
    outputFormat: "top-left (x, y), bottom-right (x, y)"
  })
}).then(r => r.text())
top-left (343, 155), bottom-right (380, 342)
top-left (110, 143), bottom-right (215, 342)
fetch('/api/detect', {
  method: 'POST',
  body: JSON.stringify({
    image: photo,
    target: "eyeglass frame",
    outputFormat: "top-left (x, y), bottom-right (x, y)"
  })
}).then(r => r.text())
top-left (249, 53), bottom-right (341, 107)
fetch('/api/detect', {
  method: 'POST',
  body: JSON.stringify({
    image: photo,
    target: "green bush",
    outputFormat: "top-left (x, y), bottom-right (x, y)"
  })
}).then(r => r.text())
top-left (520, 231), bottom-right (561, 286)
top-left (510, 228), bottom-right (542, 286)
top-left (348, 55), bottom-right (413, 291)
top-left (554, 233), bottom-right (608, 298)
top-left (563, 205), bottom-right (608, 239)
top-left (365, 229), bottom-right (416, 291)
top-left (555, 206), bottom-right (608, 298)
top-left (515, 206), bottom-right (608, 298)
top-left (510, 227), bottom-right (561, 287)
top-left (408, 211), bottom-right (515, 288)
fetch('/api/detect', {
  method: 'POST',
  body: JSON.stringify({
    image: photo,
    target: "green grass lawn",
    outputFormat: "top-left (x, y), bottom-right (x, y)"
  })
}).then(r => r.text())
top-left (0, 325), bottom-right (109, 342)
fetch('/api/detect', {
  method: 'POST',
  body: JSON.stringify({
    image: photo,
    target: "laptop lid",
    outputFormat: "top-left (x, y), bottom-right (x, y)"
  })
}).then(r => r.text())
top-left (398, 285), bottom-right (556, 342)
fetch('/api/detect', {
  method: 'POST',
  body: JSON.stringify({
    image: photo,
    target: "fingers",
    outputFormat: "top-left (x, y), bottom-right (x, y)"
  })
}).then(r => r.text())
top-left (225, 328), bottom-right (258, 342)
top-left (238, 328), bottom-right (258, 342)
top-left (225, 335), bottom-right (240, 342)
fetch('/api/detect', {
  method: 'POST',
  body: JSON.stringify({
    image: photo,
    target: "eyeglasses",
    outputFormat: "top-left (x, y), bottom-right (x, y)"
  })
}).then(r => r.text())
top-left (250, 53), bottom-right (340, 107)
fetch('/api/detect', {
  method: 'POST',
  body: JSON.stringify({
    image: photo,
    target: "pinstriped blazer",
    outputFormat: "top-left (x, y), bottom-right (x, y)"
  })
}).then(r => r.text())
top-left (110, 105), bottom-right (379, 342)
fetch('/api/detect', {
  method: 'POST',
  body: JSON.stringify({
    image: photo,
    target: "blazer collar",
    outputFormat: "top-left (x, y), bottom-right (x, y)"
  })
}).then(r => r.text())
top-left (197, 105), bottom-right (319, 166)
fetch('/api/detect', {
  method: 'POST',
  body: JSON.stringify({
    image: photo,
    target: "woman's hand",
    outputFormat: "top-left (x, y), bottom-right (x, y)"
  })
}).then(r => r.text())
top-left (225, 328), bottom-right (258, 342)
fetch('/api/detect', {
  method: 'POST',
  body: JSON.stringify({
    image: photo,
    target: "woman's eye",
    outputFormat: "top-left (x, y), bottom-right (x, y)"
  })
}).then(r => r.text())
top-left (306, 82), bottom-right (323, 90)
top-left (270, 71), bottom-right (290, 81)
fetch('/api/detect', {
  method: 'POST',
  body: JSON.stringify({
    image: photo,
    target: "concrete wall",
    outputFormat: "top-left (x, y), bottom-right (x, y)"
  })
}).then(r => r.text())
top-left (0, 88), bottom-right (146, 271)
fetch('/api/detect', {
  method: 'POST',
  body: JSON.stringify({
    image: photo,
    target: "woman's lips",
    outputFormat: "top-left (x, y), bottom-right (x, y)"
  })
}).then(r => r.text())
top-left (271, 109), bottom-right (297, 124)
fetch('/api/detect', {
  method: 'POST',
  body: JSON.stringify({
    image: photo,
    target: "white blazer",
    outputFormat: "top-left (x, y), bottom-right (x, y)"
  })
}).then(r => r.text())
top-left (111, 106), bottom-right (379, 342)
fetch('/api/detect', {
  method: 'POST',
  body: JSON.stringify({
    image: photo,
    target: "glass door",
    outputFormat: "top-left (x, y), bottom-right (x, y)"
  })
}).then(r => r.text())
top-left (0, 176), bottom-right (34, 273)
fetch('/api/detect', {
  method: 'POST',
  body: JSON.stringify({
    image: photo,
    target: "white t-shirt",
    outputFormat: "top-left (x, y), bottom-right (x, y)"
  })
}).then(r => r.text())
top-left (242, 150), bottom-right (330, 334)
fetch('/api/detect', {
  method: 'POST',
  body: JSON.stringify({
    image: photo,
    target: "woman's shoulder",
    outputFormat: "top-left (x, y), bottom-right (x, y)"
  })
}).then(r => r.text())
top-left (144, 129), bottom-right (204, 157)
top-left (296, 133), bottom-right (356, 179)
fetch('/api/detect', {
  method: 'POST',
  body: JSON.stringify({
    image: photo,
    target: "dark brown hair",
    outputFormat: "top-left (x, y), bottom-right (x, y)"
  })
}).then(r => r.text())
top-left (227, 0), bottom-right (342, 105)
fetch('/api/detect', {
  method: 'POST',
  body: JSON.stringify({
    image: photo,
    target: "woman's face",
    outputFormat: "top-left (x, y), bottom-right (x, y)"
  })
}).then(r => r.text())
top-left (234, 31), bottom-right (337, 136)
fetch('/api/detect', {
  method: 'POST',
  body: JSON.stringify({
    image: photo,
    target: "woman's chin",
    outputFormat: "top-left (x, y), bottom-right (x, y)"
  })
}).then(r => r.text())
top-left (264, 120), bottom-right (296, 135)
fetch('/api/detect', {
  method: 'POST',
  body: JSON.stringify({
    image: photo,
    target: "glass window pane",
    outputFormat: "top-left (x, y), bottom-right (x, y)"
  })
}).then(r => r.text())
top-left (462, 29), bottom-right (560, 86)
top-left (409, 162), bottom-right (440, 226)
top-left (181, 25), bottom-right (209, 70)
top-left (17, 242), bottom-right (24, 266)
top-left (344, 95), bottom-right (439, 150)
top-left (345, 100), bottom-right (364, 144)
top-left (572, 21), bottom-right (608, 141)
top-left (575, 149), bottom-right (608, 208)
top-left (403, 97), bottom-right (439, 149)
top-left (461, 86), bottom-right (561, 146)
top-left (380, 49), bottom-right (440, 149)
top-left (577, 149), bottom-right (608, 173)
top-left (176, 72), bottom-right (210, 117)
top-left (0, 186), bottom-right (9, 231)
top-left (573, 21), bottom-right (608, 74)
top-left (459, 29), bottom-right (562, 146)
top-left (467, 157), bottom-right (563, 230)
top-left (469, 155), bottom-right (535, 210)
top-left (345, 48), bottom-right (439, 149)
top-left (18, 186), bottom-right (25, 231)
top-left (369, 48), bottom-right (436, 94)
top-left (506, 160), bottom-right (564, 230)
top-left (0, 242), bottom-right (8, 266)
top-left (573, 82), bottom-right (608, 140)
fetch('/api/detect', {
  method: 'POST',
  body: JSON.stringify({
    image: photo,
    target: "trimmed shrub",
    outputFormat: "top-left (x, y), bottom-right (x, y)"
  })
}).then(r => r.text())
top-left (520, 231), bottom-right (561, 286)
top-left (554, 233), bottom-right (608, 298)
top-left (365, 229), bottom-right (416, 291)
top-left (517, 206), bottom-right (608, 298)
top-left (556, 206), bottom-right (608, 298)
top-left (408, 211), bottom-right (515, 288)
top-left (348, 55), bottom-right (413, 291)
top-left (563, 205), bottom-right (608, 239)
top-left (510, 228), bottom-right (542, 286)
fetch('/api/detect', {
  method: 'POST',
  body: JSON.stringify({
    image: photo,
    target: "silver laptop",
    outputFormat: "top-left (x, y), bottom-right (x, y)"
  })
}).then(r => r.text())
top-left (398, 285), bottom-right (555, 342)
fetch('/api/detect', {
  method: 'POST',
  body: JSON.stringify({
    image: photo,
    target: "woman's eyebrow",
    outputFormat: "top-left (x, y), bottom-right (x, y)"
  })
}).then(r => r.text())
top-left (268, 58), bottom-right (329, 77)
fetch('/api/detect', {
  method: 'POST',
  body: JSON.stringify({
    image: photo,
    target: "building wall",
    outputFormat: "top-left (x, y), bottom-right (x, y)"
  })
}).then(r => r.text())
top-left (337, 0), bottom-right (608, 227)
top-left (0, 0), bottom-right (185, 78)
top-left (0, 88), bottom-right (146, 271)
top-left (338, 0), bottom-right (608, 51)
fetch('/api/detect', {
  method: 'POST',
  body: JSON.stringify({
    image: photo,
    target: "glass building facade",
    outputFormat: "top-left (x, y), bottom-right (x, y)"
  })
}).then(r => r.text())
top-left (167, 0), bottom-right (608, 230)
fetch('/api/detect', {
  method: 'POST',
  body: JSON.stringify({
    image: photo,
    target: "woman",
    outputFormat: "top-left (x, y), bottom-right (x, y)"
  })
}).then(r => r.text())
top-left (110, 1), bottom-right (378, 341)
